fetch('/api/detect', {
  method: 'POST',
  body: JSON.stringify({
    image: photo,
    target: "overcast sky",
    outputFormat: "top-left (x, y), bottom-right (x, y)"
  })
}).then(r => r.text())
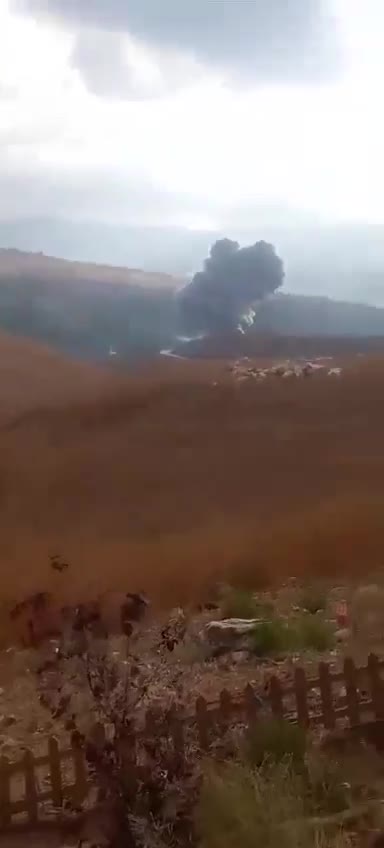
top-left (1, 0), bottom-right (384, 233)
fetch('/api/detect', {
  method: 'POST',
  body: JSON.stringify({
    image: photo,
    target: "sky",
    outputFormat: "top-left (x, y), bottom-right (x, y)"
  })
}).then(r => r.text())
top-left (1, 0), bottom-right (384, 236)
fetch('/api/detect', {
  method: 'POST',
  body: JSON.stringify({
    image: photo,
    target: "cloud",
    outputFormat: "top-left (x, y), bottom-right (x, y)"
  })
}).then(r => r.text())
top-left (69, 28), bottom-right (201, 100)
top-left (0, 153), bottom-right (217, 227)
top-left (15, 0), bottom-right (341, 96)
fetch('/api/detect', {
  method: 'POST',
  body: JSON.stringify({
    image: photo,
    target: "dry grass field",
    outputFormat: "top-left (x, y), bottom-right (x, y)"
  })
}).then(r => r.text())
top-left (0, 336), bottom-right (383, 618)
top-left (0, 248), bottom-right (181, 290)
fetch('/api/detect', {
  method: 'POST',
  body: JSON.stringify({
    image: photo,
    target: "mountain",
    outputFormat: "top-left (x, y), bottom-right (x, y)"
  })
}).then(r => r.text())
top-left (0, 248), bottom-right (384, 362)
top-left (2, 216), bottom-right (384, 304)
top-left (0, 248), bottom-right (181, 360)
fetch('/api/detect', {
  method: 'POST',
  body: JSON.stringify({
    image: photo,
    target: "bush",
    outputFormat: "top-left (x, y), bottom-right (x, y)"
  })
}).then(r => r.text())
top-left (245, 718), bottom-right (307, 769)
top-left (249, 612), bottom-right (334, 657)
top-left (197, 760), bottom-right (309, 848)
top-left (295, 615), bottom-right (335, 652)
top-left (220, 587), bottom-right (274, 620)
top-left (299, 586), bottom-right (327, 615)
top-left (250, 619), bottom-right (297, 656)
top-left (197, 759), bottom-right (355, 848)
top-left (304, 752), bottom-right (353, 816)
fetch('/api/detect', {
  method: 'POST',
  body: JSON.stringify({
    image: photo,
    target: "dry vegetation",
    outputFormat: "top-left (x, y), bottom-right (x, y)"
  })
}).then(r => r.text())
top-left (0, 248), bottom-right (181, 290)
top-left (0, 337), bottom-right (384, 617)
top-left (2, 336), bottom-right (384, 844)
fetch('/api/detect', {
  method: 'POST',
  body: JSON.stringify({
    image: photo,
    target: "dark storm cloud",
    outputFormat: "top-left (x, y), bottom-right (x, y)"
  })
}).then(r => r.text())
top-left (16, 0), bottom-right (340, 88)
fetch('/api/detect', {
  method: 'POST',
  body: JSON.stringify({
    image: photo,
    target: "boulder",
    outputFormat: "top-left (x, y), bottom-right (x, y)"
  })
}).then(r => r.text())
top-left (203, 618), bottom-right (261, 650)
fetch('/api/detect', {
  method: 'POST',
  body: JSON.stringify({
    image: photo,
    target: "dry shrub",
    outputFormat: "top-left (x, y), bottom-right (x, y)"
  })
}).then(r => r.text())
top-left (36, 626), bottom-right (200, 848)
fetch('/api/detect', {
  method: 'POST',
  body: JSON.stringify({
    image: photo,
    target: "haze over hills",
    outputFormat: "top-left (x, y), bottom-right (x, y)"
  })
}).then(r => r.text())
top-left (2, 217), bottom-right (384, 306)
top-left (1, 246), bottom-right (384, 362)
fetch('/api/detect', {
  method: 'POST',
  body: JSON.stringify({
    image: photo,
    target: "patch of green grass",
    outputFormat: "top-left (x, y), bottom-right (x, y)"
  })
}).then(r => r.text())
top-left (250, 614), bottom-right (334, 657)
top-left (250, 619), bottom-right (293, 656)
top-left (197, 760), bottom-right (309, 848)
top-left (197, 758), bottom-right (355, 848)
top-left (295, 615), bottom-right (335, 652)
top-left (245, 718), bottom-right (307, 769)
top-left (220, 587), bottom-right (274, 620)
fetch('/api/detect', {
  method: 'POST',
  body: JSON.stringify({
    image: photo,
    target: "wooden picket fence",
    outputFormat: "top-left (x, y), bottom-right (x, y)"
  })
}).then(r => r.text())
top-left (2, 653), bottom-right (384, 833)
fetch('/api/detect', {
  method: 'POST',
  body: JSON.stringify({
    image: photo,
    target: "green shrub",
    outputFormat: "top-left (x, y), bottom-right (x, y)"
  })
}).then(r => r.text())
top-left (245, 718), bottom-right (307, 769)
top-left (197, 760), bottom-right (309, 848)
top-left (220, 587), bottom-right (274, 620)
top-left (299, 587), bottom-right (327, 615)
top-left (304, 752), bottom-right (353, 815)
top-left (250, 619), bottom-right (297, 656)
top-left (197, 759), bottom-right (354, 848)
top-left (295, 615), bottom-right (335, 652)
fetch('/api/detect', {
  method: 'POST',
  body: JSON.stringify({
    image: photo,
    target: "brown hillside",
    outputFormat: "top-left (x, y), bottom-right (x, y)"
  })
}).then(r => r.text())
top-left (0, 330), bottom-right (120, 421)
top-left (1, 350), bottom-right (384, 613)
top-left (0, 248), bottom-right (182, 290)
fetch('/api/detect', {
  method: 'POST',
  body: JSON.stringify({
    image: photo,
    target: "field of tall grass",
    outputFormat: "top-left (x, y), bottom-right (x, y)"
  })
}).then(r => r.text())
top-left (1, 354), bottom-right (384, 619)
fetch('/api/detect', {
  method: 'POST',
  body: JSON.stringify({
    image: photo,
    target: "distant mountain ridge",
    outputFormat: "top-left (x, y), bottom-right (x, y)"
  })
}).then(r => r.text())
top-left (0, 248), bottom-right (384, 361)
top-left (0, 247), bottom-right (182, 290)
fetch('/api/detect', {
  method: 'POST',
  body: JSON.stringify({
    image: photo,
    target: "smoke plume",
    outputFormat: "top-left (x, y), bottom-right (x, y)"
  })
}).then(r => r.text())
top-left (178, 237), bottom-right (284, 335)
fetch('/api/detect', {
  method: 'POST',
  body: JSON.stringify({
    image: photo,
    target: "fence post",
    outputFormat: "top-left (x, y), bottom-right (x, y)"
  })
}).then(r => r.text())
top-left (243, 684), bottom-right (260, 728)
top-left (0, 756), bottom-right (11, 829)
top-left (168, 705), bottom-right (185, 766)
top-left (219, 689), bottom-right (233, 726)
top-left (367, 654), bottom-right (384, 719)
top-left (268, 675), bottom-right (284, 718)
top-left (318, 662), bottom-right (336, 730)
top-left (196, 696), bottom-right (210, 750)
top-left (23, 749), bottom-right (38, 826)
top-left (48, 737), bottom-right (63, 810)
top-left (343, 657), bottom-right (360, 726)
top-left (294, 666), bottom-right (309, 727)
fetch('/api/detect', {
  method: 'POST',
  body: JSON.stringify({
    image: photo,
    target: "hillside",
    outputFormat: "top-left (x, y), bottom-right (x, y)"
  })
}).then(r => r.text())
top-left (0, 249), bottom-right (180, 360)
top-left (0, 248), bottom-right (182, 290)
top-left (1, 346), bottom-right (384, 610)
top-left (0, 330), bottom-right (120, 422)
top-left (1, 250), bottom-right (384, 362)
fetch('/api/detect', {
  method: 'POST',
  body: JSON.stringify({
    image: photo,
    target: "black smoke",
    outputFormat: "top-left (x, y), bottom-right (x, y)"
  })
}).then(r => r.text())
top-left (178, 238), bottom-right (284, 335)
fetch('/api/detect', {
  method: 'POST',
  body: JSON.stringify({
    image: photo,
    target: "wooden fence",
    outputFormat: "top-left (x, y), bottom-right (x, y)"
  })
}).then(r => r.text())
top-left (2, 653), bottom-right (384, 833)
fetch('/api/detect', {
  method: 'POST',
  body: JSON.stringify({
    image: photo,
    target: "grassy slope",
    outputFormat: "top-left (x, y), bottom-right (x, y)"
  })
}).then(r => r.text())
top-left (0, 348), bottom-right (384, 610)
top-left (0, 248), bottom-right (182, 290)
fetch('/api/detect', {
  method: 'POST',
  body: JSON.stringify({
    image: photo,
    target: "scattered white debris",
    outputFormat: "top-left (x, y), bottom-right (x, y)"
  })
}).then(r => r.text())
top-left (227, 358), bottom-right (343, 384)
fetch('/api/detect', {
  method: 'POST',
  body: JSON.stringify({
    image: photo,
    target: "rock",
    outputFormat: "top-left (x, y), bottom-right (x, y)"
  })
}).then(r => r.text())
top-left (203, 618), bottom-right (261, 650)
